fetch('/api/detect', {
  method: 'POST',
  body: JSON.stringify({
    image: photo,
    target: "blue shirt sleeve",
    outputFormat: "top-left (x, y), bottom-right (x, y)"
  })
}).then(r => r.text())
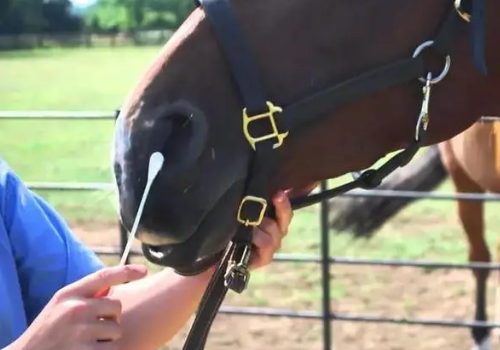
top-left (0, 158), bottom-right (105, 324)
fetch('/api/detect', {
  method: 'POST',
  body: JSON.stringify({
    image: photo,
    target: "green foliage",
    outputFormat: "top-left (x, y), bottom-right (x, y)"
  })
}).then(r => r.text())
top-left (84, 0), bottom-right (195, 33)
top-left (0, 0), bottom-right (194, 36)
top-left (0, 0), bottom-right (83, 34)
top-left (86, 0), bottom-right (128, 32)
top-left (0, 0), bottom-right (45, 34)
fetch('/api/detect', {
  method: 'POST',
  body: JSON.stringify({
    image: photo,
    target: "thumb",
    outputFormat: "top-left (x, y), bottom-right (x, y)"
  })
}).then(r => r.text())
top-left (286, 181), bottom-right (319, 198)
top-left (64, 264), bottom-right (148, 298)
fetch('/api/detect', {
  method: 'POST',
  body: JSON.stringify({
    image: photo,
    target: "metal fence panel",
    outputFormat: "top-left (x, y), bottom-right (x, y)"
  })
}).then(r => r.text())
top-left (10, 110), bottom-right (500, 350)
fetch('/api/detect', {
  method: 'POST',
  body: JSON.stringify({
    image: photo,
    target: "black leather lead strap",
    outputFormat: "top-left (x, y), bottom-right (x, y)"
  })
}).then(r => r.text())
top-left (181, 243), bottom-right (234, 350)
top-left (180, 142), bottom-right (274, 350)
top-left (180, 230), bottom-right (256, 350)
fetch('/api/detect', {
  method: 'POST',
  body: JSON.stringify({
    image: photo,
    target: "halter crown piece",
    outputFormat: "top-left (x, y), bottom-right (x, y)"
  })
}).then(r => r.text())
top-left (455, 0), bottom-right (487, 74)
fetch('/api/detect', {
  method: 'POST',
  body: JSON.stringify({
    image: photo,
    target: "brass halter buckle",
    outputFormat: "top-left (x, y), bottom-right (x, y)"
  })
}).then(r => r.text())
top-left (242, 101), bottom-right (289, 150)
top-left (237, 195), bottom-right (267, 227)
top-left (454, 0), bottom-right (471, 22)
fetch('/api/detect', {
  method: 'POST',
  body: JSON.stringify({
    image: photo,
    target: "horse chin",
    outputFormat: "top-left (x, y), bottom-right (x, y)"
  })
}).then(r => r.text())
top-left (141, 242), bottom-right (224, 275)
top-left (137, 205), bottom-right (237, 272)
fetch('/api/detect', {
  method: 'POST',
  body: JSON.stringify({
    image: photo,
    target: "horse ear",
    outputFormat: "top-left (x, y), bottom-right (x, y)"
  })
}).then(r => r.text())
top-left (285, 181), bottom-right (320, 198)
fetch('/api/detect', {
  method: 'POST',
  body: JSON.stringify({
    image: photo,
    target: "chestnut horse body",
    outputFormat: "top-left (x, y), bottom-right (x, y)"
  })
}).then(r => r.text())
top-left (112, 0), bottom-right (500, 347)
top-left (328, 120), bottom-right (500, 349)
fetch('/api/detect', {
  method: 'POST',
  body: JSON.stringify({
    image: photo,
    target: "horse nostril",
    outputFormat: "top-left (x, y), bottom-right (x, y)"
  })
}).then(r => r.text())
top-left (149, 101), bottom-right (209, 185)
top-left (161, 113), bottom-right (194, 164)
top-left (119, 101), bottom-right (210, 246)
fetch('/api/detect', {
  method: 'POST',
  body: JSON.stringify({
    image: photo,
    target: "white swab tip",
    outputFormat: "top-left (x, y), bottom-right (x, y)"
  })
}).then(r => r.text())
top-left (148, 152), bottom-right (164, 180)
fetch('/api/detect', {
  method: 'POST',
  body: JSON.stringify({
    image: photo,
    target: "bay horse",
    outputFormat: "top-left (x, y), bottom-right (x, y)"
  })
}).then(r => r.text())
top-left (327, 120), bottom-right (500, 350)
top-left (111, 0), bottom-right (500, 349)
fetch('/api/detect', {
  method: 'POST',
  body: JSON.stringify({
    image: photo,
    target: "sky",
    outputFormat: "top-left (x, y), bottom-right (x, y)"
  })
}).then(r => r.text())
top-left (70, 0), bottom-right (95, 7)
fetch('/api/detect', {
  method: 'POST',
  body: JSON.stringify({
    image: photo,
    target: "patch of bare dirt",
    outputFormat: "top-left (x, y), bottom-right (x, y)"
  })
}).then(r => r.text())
top-left (70, 223), bottom-right (500, 350)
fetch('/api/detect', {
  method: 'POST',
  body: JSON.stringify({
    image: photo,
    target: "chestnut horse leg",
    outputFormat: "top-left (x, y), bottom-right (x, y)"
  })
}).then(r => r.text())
top-left (439, 141), bottom-right (491, 350)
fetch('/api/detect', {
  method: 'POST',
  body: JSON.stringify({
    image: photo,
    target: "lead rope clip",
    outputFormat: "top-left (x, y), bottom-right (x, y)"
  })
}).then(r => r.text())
top-left (415, 72), bottom-right (433, 142)
top-left (224, 242), bottom-right (252, 293)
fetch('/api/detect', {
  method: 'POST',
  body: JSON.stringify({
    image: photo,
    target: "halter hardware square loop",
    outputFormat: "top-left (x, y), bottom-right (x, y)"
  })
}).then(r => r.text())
top-left (242, 101), bottom-right (289, 150)
top-left (237, 195), bottom-right (267, 226)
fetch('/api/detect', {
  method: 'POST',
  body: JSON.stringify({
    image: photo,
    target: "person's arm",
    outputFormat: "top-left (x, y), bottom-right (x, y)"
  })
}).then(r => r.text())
top-left (1, 156), bottom-right (291, 350)
top-left (0, 158), bottom-right (105, 324)
top-left (7, 166), bottom-right (212, 348)
top-left (110, 266), bottom-right (215, 350)
top-left (0, 158), bottom-right (203, 350)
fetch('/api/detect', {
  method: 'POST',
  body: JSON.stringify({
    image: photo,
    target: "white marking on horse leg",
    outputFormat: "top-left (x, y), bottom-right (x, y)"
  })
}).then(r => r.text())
top-left (471, 336), bottom-right (491, 350)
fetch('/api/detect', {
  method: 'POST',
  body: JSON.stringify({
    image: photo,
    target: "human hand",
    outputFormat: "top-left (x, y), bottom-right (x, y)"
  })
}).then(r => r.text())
top-left (249, 190), bottom-right (293, 270)
top-left (12, 264), bottom-right (147, 350)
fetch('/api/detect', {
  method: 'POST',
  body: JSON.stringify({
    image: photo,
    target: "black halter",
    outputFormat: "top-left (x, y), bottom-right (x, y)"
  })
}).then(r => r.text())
top-left (168, 0), bottom-right (487, 349)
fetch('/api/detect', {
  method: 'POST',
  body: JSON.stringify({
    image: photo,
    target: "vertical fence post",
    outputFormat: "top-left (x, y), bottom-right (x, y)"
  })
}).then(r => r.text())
top-left (320, 180), bottom-right (332, 350)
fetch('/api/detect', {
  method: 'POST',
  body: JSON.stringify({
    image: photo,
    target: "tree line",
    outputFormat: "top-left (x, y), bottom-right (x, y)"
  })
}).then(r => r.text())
top-left (0, 0), bottom-right (194, 35)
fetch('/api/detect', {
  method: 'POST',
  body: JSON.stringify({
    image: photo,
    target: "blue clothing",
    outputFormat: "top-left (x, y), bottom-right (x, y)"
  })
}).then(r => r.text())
top-left (0, 157), bottom-right (105, 348)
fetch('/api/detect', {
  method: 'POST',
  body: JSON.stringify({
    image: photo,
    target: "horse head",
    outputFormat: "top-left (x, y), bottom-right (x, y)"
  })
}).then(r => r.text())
top-left (112, 0), bottom-right (500, 273)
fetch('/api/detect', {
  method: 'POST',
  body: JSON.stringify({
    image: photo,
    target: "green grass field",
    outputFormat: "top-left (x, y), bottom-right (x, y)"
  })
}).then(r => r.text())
top-left (4, 47), bottom-right (500, 349)
top-left (0, 47), bottom-right (160, 221)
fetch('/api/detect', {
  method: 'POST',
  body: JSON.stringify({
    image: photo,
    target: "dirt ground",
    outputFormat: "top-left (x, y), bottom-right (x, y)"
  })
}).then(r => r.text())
top-left (71, 224), bottom-right (500, 350)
